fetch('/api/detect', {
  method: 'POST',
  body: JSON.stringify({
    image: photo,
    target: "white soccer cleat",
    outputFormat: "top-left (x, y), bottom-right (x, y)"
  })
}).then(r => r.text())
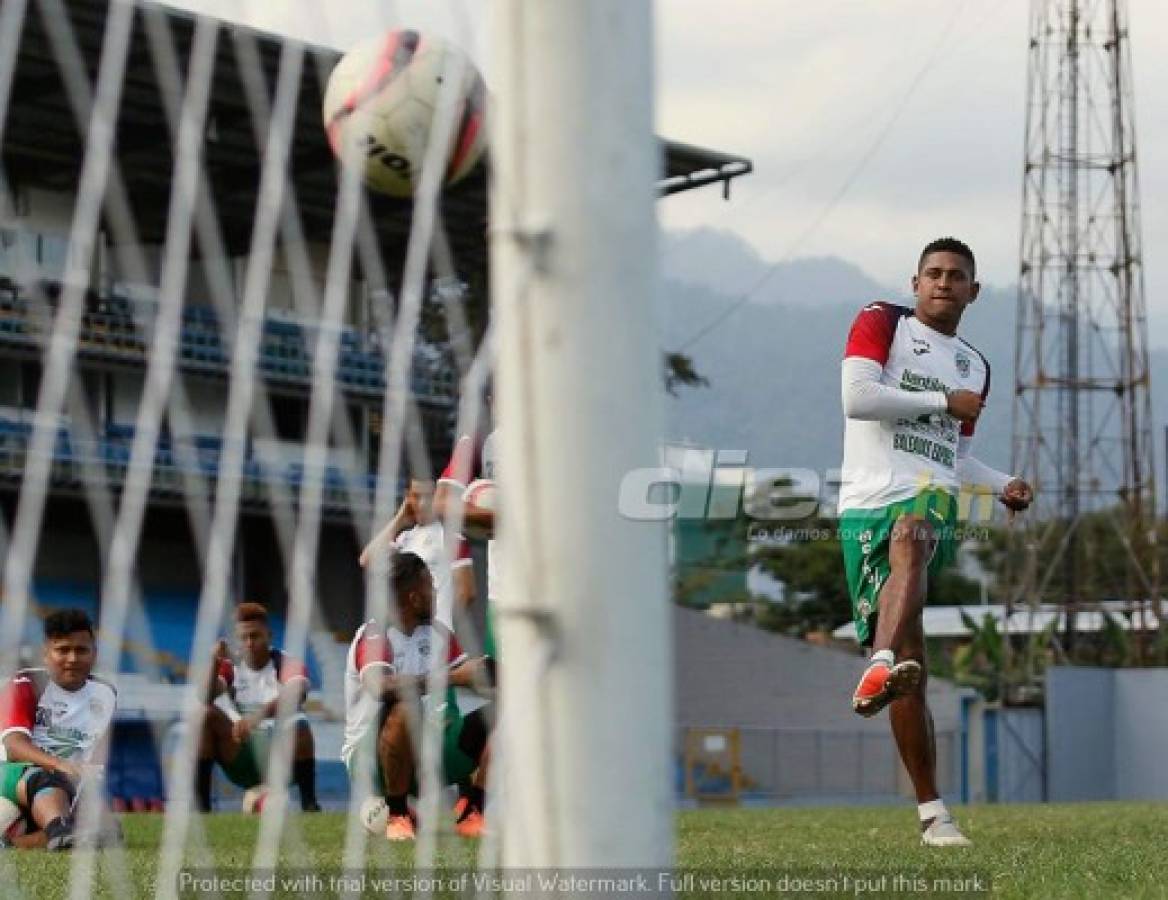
top-left (920, 814), bottom-right (972, 847)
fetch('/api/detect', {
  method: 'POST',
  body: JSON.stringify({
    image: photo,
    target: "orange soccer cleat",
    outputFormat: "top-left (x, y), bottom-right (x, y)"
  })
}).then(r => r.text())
top-left (385, 813), bottom-right (416, 842)
top-left (851, 659), bottom-right (922, 717)
top-left (453, 797), bottom-right (486, 839)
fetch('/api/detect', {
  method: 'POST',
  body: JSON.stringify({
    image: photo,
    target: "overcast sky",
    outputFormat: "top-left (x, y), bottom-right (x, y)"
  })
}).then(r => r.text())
top-left (165, 0), bottom-right (1168, 347)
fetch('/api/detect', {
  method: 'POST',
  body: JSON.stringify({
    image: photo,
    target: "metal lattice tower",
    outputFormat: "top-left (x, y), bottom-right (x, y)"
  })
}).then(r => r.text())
top-left (1012, 0), bottom-right (1158, 661)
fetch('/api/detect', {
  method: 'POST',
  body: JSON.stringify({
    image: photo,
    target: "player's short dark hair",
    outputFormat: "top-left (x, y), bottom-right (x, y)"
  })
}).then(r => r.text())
top-left (43, 608), bottom-right (94, 640)
top-left (235, 602), bottom-right (269, 627)
top-left (919, 237), bottom-right (976, 277)
top-left (390, 550), bottom-right (429, 596)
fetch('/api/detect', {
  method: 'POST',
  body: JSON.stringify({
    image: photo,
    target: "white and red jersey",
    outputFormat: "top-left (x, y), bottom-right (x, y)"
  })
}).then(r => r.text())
top-left (341, 620), bottom-right (393, 766)
top-left (386, 621), bottom-right (467, 678)
top-left (393, 521), bottom-right (472, 631)
top-left (387, 620), bottom-right (486, 717)
top-left (439, 429), bottom-right (499, 601)
top-left (840, 301), bottom-right (990, 511)
top-left (340, 618), bottom-right (481, 764)
top-left (218, 650), bottom-right (309, 719)
top-left (0, 669), bottom-right (116, 763)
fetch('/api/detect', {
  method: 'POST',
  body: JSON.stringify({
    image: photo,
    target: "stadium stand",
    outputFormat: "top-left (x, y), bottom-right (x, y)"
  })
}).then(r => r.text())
top-left (0, 0), bottom-right (751, 816)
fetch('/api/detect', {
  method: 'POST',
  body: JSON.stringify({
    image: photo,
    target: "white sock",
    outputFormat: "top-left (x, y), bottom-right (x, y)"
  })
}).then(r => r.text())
top-left (871, 649), bottom-right (894, 667)
top-left (918, 799), bottom-right (947, 822)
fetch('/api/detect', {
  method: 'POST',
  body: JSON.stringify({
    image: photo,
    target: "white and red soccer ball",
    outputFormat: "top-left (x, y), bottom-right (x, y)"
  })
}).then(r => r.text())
top-left (323, 29), bottom-right (486, 198)
top-left (359, 796), bottom-right (389, 836)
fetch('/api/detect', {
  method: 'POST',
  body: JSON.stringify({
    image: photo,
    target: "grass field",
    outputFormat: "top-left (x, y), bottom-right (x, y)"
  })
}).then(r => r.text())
top-left (5, 803), bottom-right (1167, 898)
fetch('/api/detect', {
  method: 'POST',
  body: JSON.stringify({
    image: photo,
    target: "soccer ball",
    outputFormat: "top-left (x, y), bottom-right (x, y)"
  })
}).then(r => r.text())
top-left (241, 785), bottom-right (269, 815)
top-left (322, 29), bottom-right (486, 198)
top-left (461, 478), bottom-right (496, 541)
top-left (359, 797), bottom-right (389, 835)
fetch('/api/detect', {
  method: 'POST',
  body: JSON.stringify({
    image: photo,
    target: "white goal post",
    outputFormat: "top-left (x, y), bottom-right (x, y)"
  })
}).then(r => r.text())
top-left (490, 0), bottom-right (673, 868)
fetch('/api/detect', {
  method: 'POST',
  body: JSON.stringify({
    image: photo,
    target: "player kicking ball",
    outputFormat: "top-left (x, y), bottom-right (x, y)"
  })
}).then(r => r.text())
top-left (0, 609), bottom-right (118, 851)
top-left (838, 237), bottom-right (1033, 847)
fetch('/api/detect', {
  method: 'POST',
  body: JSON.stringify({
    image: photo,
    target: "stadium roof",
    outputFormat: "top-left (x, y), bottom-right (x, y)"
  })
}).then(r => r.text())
top-left (3, 0), bottom-right (753, 280)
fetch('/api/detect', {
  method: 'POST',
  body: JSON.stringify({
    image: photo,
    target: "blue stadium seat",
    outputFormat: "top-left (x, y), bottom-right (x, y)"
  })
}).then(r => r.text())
top-left (34, 581), bottom-right (100, 617)
top-left (106, 721), bottom-right (165, 805)
top-left (141, 590), bottom-right (201, 669)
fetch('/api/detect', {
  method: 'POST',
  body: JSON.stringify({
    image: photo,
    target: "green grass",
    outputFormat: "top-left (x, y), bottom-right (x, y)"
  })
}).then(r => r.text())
top-left (5, 803), bottom-right (1168, 898)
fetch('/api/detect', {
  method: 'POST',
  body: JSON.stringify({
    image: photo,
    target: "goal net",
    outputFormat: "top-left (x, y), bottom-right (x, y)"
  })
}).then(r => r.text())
top-left (0, 0), bottom-right (671, 894)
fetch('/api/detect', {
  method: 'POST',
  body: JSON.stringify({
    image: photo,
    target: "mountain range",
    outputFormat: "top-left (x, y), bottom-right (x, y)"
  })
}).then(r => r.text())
top-left (660, 228), bottom-right (1168, 484)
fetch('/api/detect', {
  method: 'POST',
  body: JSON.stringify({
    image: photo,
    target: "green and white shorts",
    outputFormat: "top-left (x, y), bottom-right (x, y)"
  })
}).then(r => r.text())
top-left (839, 489), bottom-right (959, 646)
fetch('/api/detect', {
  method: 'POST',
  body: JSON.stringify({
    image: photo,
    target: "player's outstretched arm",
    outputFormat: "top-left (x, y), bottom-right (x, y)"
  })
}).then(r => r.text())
top-left (956, 438), bottom-right (1033, 512)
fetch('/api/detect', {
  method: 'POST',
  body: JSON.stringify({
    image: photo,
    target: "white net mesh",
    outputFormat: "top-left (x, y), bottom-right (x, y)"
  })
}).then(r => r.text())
top-left (0, 0), bottom-right (500, 894)
top-left (0, 0), bottom-right (702, 890)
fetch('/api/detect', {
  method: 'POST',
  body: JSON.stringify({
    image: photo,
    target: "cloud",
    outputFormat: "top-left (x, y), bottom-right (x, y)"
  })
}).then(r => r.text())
top-left (166, 0), bottom-right (1168, 344)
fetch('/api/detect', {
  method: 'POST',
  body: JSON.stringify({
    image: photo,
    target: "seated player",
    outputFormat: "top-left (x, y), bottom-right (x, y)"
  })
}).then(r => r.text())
top-left (342, 551), bottom-right (490, 841)
top-left (359, 473), bottom-right (488, 827)
top-left (0, 609), bottom-right (117, 851)
top-left (196, 603), bottom-right (320, 812)
top-left (359, 474), bottom-right (477, 623)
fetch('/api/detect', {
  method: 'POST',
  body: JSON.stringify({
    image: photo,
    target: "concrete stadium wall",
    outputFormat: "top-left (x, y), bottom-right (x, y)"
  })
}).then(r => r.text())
top-left (1046, 667), bottom-right (1115, 801)
top-left (1047, 666), bottom-right (1168, 802)
top-left (1114, 669), bottom-right (1168, 799)
top-left (674, 607), bottom-right (963, 802)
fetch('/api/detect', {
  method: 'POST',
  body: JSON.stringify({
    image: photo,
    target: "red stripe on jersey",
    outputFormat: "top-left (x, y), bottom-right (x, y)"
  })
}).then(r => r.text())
top-left (0, 676), bottom-right (37, 734)
top-left (455, 538), bottom-right (472, 564)
top-left (217, 658), bottom-right (235, 688)
top-left (844, 302), bottom-right (906, 365)
top-left (355, 631), bottom-right (392, 674)
top-left (430, 623), bottom-right (465, 665)
top-left (440, 435), bottom-right (479, 487)
top-left (448, 634), bottom-right (465, 665)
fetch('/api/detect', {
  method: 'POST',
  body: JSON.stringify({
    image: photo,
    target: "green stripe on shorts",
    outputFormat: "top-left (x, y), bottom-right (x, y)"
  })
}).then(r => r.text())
top-left (0, 761), bottom-right (31, 805)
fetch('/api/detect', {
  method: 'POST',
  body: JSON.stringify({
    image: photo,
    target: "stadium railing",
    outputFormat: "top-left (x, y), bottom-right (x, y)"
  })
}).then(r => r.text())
top-left (0, 413), bottom-right (405, 518)
top-left (0, 277), bottom-right (457, 402)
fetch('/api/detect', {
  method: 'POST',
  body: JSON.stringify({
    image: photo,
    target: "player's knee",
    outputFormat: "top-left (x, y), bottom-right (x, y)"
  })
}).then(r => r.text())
top-left (21, 767), bottom-right (76, 808)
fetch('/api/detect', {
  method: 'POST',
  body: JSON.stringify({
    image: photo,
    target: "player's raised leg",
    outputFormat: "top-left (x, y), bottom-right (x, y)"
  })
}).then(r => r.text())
top-left (852, 514), bottom-right (931, 716)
